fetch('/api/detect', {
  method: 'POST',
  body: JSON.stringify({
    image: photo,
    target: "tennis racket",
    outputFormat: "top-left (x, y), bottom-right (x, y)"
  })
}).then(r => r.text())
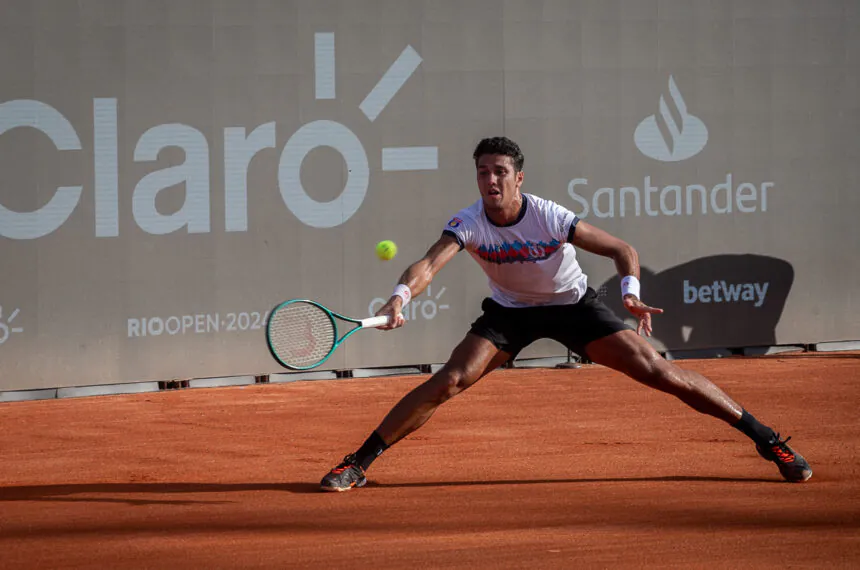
top-left (265, 299), bottom-right (391, 370)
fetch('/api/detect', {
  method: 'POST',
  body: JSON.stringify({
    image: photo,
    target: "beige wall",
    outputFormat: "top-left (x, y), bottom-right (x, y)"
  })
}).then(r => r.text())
top-left (1, 1), bottom-right (858, 390)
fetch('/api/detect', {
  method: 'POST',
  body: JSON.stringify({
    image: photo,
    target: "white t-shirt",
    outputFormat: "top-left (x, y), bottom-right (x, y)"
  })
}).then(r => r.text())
top-left (443, 193), bottom-right (588, 308)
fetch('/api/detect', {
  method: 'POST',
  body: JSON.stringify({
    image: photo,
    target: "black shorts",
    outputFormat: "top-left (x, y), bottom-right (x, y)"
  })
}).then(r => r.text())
top-left (468, 287), bottom-right (631, 359)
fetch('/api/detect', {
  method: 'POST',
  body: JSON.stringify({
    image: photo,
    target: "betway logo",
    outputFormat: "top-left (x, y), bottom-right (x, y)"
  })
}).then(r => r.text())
top-left (0, 33), bottom-right (436, 240)
top-left (567, 75), bottom-right (775, 220)
top-left (683, 280), bottom-right (769, 308)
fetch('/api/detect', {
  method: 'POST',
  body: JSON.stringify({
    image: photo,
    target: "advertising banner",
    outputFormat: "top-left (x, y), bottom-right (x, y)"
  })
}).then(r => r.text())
top-left (1, 1), bottom-right (857, 390)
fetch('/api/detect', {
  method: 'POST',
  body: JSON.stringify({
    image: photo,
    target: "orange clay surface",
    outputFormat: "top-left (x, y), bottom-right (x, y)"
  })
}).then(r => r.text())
top-left (1, 353), bottom-right (859, 569)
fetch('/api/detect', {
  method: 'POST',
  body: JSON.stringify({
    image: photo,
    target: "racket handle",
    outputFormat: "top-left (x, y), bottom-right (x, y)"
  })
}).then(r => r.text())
top-left (360, 315), bottom-right (392, 328)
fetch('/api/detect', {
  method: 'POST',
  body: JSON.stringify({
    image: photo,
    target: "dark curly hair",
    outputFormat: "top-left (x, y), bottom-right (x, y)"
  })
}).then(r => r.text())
top-left (472, 137), bottom-right (524, 172)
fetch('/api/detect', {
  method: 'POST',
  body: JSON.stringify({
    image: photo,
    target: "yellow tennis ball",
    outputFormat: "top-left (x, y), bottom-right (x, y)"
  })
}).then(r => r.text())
top-left (376, 240), bottom-right (397, 261)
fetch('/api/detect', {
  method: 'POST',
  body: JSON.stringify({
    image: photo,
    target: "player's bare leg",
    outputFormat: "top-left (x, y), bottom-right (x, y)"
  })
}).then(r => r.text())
top-left (376, 334), bottom-right (510, 446)
top-left (584, 330), bottom-right (811, 482)
top-left (320, 334), bottom-right (510, 491)
top-left (585, 329), bottom-right (742, 423)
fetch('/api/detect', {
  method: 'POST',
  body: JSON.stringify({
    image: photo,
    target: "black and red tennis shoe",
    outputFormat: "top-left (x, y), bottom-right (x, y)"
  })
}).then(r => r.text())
top-left (320, 454), bottom-right (367, 492)
top-left (756, 434), bottom-right (812, 482)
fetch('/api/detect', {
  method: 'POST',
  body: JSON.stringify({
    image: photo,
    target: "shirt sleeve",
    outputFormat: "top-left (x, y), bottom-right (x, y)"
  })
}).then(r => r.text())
top-left (441, 213), bottom-right (473, 251)
top-left (544, 199), bottom-right (579, 243)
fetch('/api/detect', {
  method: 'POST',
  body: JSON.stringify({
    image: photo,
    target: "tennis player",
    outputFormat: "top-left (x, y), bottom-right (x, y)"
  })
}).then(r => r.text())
top-left (321, 137), bottom-right (812, 491)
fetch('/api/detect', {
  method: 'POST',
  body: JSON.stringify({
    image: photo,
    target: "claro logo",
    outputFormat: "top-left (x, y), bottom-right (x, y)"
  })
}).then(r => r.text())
top-left (0, 33), bottom-right (436, 240)
top-left (0, 305), bottom-right (23, 346)
top-left (568, 75), bottom-right (775, 220)
top-left (368, 284), bottom-right (449, 323)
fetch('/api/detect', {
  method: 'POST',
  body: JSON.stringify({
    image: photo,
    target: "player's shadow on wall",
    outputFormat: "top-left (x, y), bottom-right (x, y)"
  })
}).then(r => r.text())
top-left (596, 254), bottom-right (794, 351)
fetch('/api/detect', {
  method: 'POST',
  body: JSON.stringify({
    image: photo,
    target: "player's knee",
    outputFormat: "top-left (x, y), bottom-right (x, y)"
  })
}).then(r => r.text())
top-left (651, 361), bottom-right (700, 396)
top-left (628, 348), bottom-right (673, 388)
top-left (430, 368), bottom-right (471, 403)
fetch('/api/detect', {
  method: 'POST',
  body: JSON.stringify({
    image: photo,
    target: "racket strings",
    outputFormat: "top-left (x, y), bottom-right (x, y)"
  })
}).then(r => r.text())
top-left (268, 303), bottom-right (336, 368)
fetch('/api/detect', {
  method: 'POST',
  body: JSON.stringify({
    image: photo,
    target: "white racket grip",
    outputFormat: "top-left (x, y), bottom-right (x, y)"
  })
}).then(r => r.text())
top-left (361, 315), bottom-right (392, 328)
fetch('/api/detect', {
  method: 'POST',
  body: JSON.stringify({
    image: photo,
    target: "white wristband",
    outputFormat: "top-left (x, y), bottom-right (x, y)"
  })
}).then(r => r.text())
top-left (392, 284), bottom-right (412, 306)
top-left (621, 275), bottom-right (640, 299)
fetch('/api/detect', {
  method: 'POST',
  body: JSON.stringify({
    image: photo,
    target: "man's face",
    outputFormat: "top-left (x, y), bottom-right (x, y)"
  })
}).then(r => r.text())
top-left (476, 154), bottom-right (523, 211)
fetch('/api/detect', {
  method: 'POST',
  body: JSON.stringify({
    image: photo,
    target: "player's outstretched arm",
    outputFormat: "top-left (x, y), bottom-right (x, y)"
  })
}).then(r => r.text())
top-left (570, 220), bottom-right (639, 277)
top-left (375, 234), bottom-right (461, 330)
top-left (571, 221), bottom-right (663, 336)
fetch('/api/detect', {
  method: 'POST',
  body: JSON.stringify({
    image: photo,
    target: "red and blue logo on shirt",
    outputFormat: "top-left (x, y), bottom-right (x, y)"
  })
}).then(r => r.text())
top-left (475, 239), bottom-right (561, 264)
top-left (447, 217), bottom-right (463, 228)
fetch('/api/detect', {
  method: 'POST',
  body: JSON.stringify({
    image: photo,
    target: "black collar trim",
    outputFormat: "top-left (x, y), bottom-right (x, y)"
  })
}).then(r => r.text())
top-left (487, 195), bottom-right (528, 227)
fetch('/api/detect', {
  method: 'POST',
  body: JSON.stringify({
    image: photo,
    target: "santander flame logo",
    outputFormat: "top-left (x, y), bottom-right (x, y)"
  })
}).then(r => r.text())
top-left (634, 76), bottom-right (708, 162)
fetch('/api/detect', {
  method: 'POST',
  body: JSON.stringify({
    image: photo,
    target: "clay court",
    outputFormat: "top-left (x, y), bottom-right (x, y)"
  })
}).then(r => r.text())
top-left (1, 353), bottom-right (858, 569)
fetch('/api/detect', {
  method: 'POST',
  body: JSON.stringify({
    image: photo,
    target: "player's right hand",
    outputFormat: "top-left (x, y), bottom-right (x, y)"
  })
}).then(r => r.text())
top-left (375, 298), bottom-right (406, 331)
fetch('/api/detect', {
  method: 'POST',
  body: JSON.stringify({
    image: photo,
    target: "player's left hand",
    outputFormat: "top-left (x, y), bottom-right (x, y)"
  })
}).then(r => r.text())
top-left (623, 295), bottom-right (664, 337)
